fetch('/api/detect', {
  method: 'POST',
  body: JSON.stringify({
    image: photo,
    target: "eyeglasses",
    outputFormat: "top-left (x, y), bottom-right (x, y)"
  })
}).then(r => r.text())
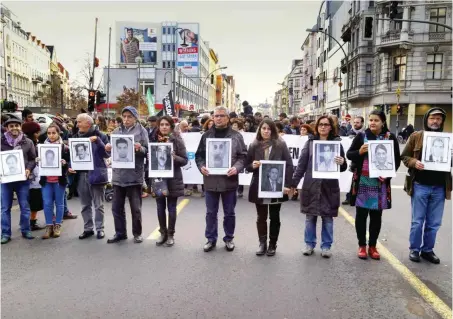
top-left (214, 114), bottom-right (227, 118)
top-left (318, 123), bottom-right (331, 127)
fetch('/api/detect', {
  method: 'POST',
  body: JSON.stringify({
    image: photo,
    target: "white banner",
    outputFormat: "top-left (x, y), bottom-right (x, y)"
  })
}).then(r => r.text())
top-left (179, 132), bottom-right (354, 192)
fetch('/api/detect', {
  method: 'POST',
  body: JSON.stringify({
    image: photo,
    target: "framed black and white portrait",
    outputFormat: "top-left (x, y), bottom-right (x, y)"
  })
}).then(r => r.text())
top-left (0, 150), bottom-right (26, 183)
top-left (111, 134), bottom-right (135, 169)
top-left (312, 141), bottom-right (341, 179)
top-left (422, 132), bottom-right (452, 172)
top-left (368, 140), bottom-right (396, 178)
top-left (149, 142), bottom-right (174, 178)
top-left (69, 138), bottom-right (93, 170)
top-left (38, 144), bottom-right (62, 176)
top-left (258, 160), bottom-right (286, 198)
top-left (206, 138), bottom-right (232, 175)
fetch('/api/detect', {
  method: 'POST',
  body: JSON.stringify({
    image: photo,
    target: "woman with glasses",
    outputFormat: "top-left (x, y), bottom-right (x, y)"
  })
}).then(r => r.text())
top-left (246, 119), bottom-right (293, 256)
top-left (292, 116), bottom-right (347, 258)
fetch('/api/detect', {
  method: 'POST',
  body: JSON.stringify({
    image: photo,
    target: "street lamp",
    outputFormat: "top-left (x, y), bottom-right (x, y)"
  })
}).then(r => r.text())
top-left (135, 56), bottom-right (143, 111)
top-left (162, 71), bottom-right (172, 86)
top-left (202, 66), bottom-right (227, 109)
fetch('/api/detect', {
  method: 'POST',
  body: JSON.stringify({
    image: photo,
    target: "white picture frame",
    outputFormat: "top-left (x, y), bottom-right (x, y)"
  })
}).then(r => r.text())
top-left (422, 132), bottom-right (452, 172)
top-left (368, 140), bottom-right (396, 178)
top-left (0, 150), bottom-right (26, 183)
top-left (312, 140), bottom-right (341, 179)
top-left (258, 160), bottom-right (286, 199)
top-left (69, 138), bottom-right (94, 171)
top-left (38, 144), bottom-right (62, 176)
top-left (149, 142), bottom-right (174, 178)
top-left (111, 134), bottom-right (135, 169)
top-left (206, 138), bottom-right (232, 175)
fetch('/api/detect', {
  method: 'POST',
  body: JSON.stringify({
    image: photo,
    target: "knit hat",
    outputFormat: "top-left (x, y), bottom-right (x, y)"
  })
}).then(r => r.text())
top-left (52, 115), bottom-right (65, 131)
top-left (122, 106), bottom-right (139, 119)
top-left (22, 121), bottom-right (41, 135)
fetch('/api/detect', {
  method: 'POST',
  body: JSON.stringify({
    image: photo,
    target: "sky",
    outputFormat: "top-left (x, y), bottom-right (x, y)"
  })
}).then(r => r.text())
top-left (4, 0), bottom-right (320, 106)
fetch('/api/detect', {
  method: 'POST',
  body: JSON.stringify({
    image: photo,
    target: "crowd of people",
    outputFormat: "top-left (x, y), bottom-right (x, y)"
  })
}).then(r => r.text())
top-left (1, 103), bottom-right (450, 265)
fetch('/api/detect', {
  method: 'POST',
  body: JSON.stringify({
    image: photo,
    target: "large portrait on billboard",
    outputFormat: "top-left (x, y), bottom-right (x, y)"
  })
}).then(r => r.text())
top-left (120, 27), bottom-right (157, 64)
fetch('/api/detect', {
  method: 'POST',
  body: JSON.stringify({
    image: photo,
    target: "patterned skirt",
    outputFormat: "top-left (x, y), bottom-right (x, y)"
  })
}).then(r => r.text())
top-left (355, 158), bottom-right (389, 211)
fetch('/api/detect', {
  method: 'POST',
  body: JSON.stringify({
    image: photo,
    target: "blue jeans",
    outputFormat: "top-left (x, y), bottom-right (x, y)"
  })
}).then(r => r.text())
top-left (205, 190), bottom-right (236, 243)
top-left (304, 215), bottom-right (334, 249)
top-left (1, 181), bottom-right (31, 237)
top-left (409, 183), bottom-right (445, 253)
top-left (42, 182), bottom-right (66, 225)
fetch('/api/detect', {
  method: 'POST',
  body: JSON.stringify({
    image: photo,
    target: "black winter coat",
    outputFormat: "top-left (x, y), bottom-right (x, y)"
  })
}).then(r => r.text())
top-left (150, 132), bottom-right (188, 198)
top-left (292, 136), bottom-right (348, 217)
top-left (246, 137), bottom-right (293, 204)
top-left (40, 143), bottom-right (71, 187)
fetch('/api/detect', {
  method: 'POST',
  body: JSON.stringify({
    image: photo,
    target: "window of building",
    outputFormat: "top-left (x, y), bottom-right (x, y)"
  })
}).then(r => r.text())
top-left (172, 44), bottom-right (175, 51)
top-left (162, 27), bottom-right (166, 35)
top-left (393, 56), bottom-right (406, 81)
top-left (172, 61), bottom-right (175, 68)
top-left (430, 8), bottom-right (446, 32)
top-left (162, 44), bottom-right (166, 52)
top-left (427, 54), bottom-right (443, 79)
top-left (172, 27), bottom-right (176, 35)
top-left (167, 27), bottom-right (171, 34)
top-left (324, 50), bottom-right (327, 62)
top-left (162, 61), bottom-right (166, 68)
top-left (366, 64), bottom-right (372, 85)
top-left (369, 1), bottom-right (374, 8)
top-left (167, 44), bottom-right (171, 51)
top-left (295, 78), bottom-right (300, 87)
top-left (376, 58), bottom-right (381, 84)
top-left (351, 32), bottom-right (355, 49)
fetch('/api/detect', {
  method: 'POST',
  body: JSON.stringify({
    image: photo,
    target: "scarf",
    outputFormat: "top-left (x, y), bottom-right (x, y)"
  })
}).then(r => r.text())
top-left (157, 131), bottom-right (171, 143)
top-left (4, 131), bottom-right (24, 148)
top-left (261, 139), bottom-right (273, 160)
top-left (77, 126), bottom-right (95, 138)
top-left (352, 127), bottom-right (365, 135)
top-left (44, 136), bottom-right (63, 144)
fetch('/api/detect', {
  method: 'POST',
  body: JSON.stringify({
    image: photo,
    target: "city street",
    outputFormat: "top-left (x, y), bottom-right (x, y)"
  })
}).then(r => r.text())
top-left (1, 167), bottom-right (451, 319)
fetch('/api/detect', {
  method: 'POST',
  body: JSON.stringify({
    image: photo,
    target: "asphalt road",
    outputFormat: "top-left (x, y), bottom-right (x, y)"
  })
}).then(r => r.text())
top-left (1, 172), bottom-right (451, 319)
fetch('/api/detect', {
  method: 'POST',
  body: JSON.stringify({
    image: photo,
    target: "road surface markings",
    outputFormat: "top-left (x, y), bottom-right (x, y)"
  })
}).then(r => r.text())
top-left (146, 199), bottom-right (190, 240)
top-left (338, 207), bottom-right (452, 319)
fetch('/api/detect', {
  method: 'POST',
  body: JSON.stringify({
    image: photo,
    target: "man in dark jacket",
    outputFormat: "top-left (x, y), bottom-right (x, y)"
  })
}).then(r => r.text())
top-left (243, 100), bottom-right (253, 116)
top-left (1, 118), bottom-right (37, 244)
top-left (71, 114), bottom-right (110, 240)
top-left (195, 106), bottom-right (247, 252)
top-left (401, 107), bottom-right (451, 264)
top-left (106, 106), bottom-right (149, 244)
top-left (283, 116), bottom-right (301, 135)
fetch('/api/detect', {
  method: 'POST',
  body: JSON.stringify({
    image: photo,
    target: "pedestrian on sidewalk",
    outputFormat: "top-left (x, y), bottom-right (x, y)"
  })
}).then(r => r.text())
top-left (150, 115), bottom-right (188, 247)
top-left (347, 110), bottom-right (400, 260)
top-left (39, 125), bottom-right (70, 239)
top-left (195, 106), bottom-right (247, 252)
top-left (401, 108), bottom-right (451, 264)
top-left (246, 119), bottom-right (293, 256)
top-left (231, 118), bottom-right (245, 198)
top-left (70, 114), bottom-right (110, 240)
top-left (106, 106), bottom-right (149, 244)
top-left (1, 118), bottom-right (37, 244)
top-left (22, 121), bottom-right (46, 231)
top-left (291, 116), bottom-right (347, 258)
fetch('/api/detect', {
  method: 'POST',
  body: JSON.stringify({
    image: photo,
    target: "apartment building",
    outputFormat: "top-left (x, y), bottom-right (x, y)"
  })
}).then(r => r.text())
top-left (288, 59), bottom-right (304, 115)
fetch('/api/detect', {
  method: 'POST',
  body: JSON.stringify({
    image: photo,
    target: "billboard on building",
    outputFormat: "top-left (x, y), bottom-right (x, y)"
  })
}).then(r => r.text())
top-left (176, 23), bottom-right (199, 76)
top-left (103, 68), bottom-right (137, 104)
top-left (120, 27), bottom-right (158, 64)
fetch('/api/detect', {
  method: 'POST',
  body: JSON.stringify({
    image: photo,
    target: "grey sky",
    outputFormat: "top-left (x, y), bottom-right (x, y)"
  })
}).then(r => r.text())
top-left (5, 1), bottom-right (319, 105)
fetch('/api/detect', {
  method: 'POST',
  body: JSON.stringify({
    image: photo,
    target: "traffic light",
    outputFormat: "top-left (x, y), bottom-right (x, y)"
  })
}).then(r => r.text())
top-left (364, 17), bottom-right (374, 38)
top-left (210, 74), bottom-right (214, 85)
top-left (396, 104), bottom-right (403, 115)
top-left (88, 90), bottom-right (96, 112)
top-left (95, 91), bottom-right (106, 106)
top-left (389, 1), bottom-right (399, 20)
top-left (309, 76), bottom-right (313, 86)
top-left (385, 104), bottom-right (390, 113)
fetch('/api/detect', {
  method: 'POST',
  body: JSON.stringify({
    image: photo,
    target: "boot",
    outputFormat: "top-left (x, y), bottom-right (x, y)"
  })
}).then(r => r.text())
top-left (30, 219), bottom-right (45, 231)
top-left (165, 235), bottom-right (175, 247)
top-left (358, 246), bottom-right (367, 259)
top-left (42, 225), bottom-right (53, 240)
top-left (156, 231), bottom-right (167, 246)
top-left (267, 241), bottom-right (277, 256)
top-left (53, 224), bottom-right (61, 238)
top-left (256, 236), bottom-right (267, 256)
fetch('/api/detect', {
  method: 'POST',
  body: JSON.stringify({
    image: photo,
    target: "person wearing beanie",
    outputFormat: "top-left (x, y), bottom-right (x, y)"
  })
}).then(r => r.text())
top-left (105, 106), bottom-right (149, 244)
top-left (22, 122), bottom-right (46, 231)
top-left (402, 107), bottom-right (451, 264)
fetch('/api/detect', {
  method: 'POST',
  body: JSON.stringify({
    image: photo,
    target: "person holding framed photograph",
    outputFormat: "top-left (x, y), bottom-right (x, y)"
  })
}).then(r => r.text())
top-left (195, 106), bottom-right (247, 252)
top-left (105, 106), bottom-right (149, 244)
top-left (39, 124), bottom-right (70, 239)
top-left (1, 117), bottom-right (37, 244)
top-left (246, 119), bottom-right (293, 256)
top-left (347, 110), bottom-right (400, 260)
top-left (291, 116), bottom-right (347, 258)
top-left (70, 114), bottom-right (110, 240)
top-left (149, 115), bottom-right (188, 247)
top-left (401, 107), bottom-right (451, 264)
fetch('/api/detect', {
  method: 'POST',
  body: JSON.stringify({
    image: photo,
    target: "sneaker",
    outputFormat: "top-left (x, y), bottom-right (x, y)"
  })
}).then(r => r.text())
top-left (42, 225), bottom-right (53, 239)
top-left (63, 212), bottom-right (78, 220)
top-left (22, 231), bottom-right (35, 240)
top-left (321, 248), bottom-right (332, 258)
top-left (184, 189), bottom-right (192, 196)
top-left (303, 245), bottom-right (314, 256)
top-left (225, 240), bottom-right (235, 252)
top-left (53, 224), bottom-right (61, 238)
top-left (341, 200), bottom-right (349, 205)
top-left (1, 236), bottom-right (11, 244)
top-left (134, 235), bottom-right (143, 243)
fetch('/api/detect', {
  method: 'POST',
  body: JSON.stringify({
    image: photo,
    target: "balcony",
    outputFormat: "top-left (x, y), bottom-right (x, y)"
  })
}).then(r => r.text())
top-left (32, 76), bottom-right (43, 83)
top-left (340, 85), bottom-right (373, 101)
top-left (376, 30), bottom-right (413, 52)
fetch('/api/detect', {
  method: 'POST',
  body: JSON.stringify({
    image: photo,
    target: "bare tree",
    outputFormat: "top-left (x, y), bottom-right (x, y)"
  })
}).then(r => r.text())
top-left (73, 53), bottom-right (104, 92)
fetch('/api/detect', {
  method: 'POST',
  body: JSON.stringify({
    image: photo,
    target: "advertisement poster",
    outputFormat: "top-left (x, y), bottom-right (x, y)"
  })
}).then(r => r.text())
top-left (176, 23), bottom-right (199, 76)
top-left (120, 27), bottom-right (157, 64)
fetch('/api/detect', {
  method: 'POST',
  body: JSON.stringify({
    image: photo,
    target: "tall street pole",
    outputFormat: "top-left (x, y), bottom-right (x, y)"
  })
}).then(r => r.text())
top-left (106, 26), bottom-right (111, 115)
top-left (90, 18), bottom-right (98, 90)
